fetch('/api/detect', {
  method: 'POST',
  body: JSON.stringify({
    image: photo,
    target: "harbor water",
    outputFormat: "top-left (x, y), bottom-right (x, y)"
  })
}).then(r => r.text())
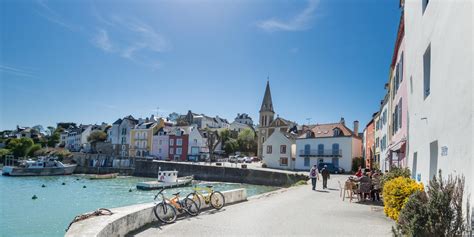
top-left (0, 174), bottom-right (278, 237)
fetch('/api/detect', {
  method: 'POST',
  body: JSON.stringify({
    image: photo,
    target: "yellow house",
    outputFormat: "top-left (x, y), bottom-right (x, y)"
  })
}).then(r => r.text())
top-left (129, 118), bottom-right (165, 157)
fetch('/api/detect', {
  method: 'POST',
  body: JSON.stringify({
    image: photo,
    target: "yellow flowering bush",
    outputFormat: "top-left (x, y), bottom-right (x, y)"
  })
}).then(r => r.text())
top-left (382, 177), bottom-right (424, 221)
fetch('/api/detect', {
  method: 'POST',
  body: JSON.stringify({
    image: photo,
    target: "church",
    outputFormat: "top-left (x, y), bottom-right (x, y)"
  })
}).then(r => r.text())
top-left (257, 81), bottom-right (297, 160)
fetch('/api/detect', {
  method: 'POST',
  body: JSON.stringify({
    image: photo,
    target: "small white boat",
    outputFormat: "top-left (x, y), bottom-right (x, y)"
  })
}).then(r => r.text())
top-left (88, 173), bottom-right (119, 180)
top-left (136, 170), bottom-right (193, 190)
top-left (2, 156), bottom-right (77, 176)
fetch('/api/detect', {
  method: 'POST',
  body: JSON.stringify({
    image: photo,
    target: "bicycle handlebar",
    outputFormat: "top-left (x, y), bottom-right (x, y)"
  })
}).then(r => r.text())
top-left (154, 188), bottom-right (165, 200)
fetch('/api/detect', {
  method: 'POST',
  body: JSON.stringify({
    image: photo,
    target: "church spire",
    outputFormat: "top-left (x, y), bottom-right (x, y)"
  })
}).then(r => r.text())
top-left (260, 80), bottom-right (274, 113)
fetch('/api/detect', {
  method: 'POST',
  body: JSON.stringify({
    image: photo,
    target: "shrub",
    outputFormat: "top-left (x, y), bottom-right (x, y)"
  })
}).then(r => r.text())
top-left (383, 176), bottom-right (424, 221)
top-left (293, 180), bottom-right (308, 186)
top-left (381, 166), bottom-right (411, 189)
top-left (393, 171), bottom-right (470, 237)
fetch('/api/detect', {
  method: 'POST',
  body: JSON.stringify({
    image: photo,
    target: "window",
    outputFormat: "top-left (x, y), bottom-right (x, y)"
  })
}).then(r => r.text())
top-left (159, 140), bottom-right (162, 145)
top-left (280, 145), bottom-right (287, 154)
top-left (304, 157), bottom-right (310, 167)
top-left (318, 144), bottom-right (324, 155)
top-left (423, 44), bottom-right (431, 99)
top-left (399, 52), bottom-right (404, 82)
top-left (422, 0), bottom-right (429, 14)
top-left (304, 144), bottom-right (311, 155)
top-left (170, 148), bottom-right (174, 155)
top-left (267, 145), bottom-right (272, 154)
top-left (170, 139), bottom-right (174, 146)
top-left (333, 128), bottom-right (340, 136)
top-left (410, 76), bottom-right (413, 94)
top-left (121, 128), bottom-right (127, 135)
top-left (176, 138), bottom-right (183, 146)
top-left (280, 157), bottom-right (288, 166)
top-left (332, 143), bottom-right (339, 156)
top-left (121, 137), bottom-right (126, 144)
top-left (376, 138), bottom-right (379, 148)
top-left (158, 148), bottom-right (162, 154)
top-left (176, 148), bottom-right (182, 155)
top-left (398, 99), bottom-right (403, 129)
top-left (261, 136), bottom-right (265, 144)
top-left (412, 152), bottom-right (418, 180)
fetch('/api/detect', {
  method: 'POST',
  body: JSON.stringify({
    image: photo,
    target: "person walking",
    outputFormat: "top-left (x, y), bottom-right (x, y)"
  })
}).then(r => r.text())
top-left (309, 165), bottom-right (319, 190)
top-left (321, 165), bottom-right (330, 189)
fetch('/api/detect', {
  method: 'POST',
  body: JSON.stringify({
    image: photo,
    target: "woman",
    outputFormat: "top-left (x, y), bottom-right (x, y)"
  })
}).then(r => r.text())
top-left (355, 166), bottom-right (363, 177)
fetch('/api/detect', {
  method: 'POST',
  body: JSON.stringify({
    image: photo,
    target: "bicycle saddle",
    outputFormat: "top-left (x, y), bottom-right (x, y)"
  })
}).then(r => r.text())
top-left (172, 192), bottom-right (180, 196)
top-left (206, 185), bottom-right (213, 189)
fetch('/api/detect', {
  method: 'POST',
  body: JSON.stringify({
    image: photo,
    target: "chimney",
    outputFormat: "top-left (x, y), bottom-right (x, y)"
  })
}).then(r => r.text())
top-left (353, 120), bottom-right (359, 136)
top-left (340, 117), bottom-right (345, 125)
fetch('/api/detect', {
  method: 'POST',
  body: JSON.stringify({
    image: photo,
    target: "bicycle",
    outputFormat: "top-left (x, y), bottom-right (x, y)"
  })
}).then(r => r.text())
top-left (153, 188), bottom-right (200, 224)
top-left (186, 185), bottom-right (225, 210)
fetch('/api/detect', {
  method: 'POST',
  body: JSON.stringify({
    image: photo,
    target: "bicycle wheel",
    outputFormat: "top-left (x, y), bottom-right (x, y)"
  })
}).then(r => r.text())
top-left (153, 203), bottom-right (177, 224)
top-left (182, 198), bottom-right (200, 216)
top-left (210, 191), bottom-right (225, 210)
top-left (186, 192), bottom-right (201, 210)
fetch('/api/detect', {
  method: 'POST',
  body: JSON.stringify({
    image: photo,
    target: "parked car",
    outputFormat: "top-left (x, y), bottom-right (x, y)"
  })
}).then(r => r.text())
top-left (237, 156), bottom-right (246, 163)
top-left (317, 163), bottom-right (345, 174)
top-left (229, 156), bottom-right (237, 163)
top-left (244, 157), bottom-right (252, 163)
top-left (251, 157), bottom-right (261, 162)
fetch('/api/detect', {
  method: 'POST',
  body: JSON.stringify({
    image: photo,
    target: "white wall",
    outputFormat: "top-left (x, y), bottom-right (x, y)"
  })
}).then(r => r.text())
top-left (295, 137), bottom-right (354, 172)
top-left (404, 0), bottom-right (472, 200)
top-left (380, 101), bottom-right (390, 172)
top-left (262, 131), bottom-right (294, 170)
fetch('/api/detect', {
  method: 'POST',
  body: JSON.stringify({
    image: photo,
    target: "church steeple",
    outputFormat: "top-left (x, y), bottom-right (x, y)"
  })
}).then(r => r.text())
top-left (260, 80), bottom-right (274, 113)
top-left (259, 80), bottom-right (275, 128)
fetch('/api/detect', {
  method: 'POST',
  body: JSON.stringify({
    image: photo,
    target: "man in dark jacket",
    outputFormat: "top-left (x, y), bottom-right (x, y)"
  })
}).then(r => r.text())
top-left (321, 165), bottom-right (330, 189)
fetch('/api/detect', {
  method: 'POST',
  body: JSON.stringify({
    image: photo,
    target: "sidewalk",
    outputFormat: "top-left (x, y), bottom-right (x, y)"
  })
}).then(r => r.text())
top-left (129, 175), bottom-right (393, 237)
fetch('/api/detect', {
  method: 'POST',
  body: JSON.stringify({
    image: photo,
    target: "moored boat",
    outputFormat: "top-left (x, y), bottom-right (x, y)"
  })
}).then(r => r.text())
top-left (136, 170), bottom-right (193, 190)
top-left (88, 173), bottom-right (119, 180)
top-left (2, 156), bottom-right (77, 176)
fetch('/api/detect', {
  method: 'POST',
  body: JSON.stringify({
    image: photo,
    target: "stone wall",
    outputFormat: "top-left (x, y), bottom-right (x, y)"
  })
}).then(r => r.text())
top-left (134, 160), bottom-right (307, 187)
top-left (65, 189), bottom-right (247, 237)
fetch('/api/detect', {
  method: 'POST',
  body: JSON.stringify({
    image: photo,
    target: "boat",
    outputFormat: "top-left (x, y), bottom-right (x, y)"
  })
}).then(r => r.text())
top-left (87, 173), bottom-right (119, 180)
top-left (136, 170), bottom-right (193, 190)
top-left (2, 156), bottom-right (77, 176)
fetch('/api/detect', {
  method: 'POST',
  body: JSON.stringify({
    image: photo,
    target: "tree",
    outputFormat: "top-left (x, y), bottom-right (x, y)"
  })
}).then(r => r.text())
top-left (0, 148), bottom-right (11, 158)
top-left (224, 138), bottom-right (239, 155)
top-left (87, 130), bottom-right (107, 143)
top-left (219, 129), bottom-right (231, 144)
top-left (28, 144), bottom-right (42, 157)
top-left (47, 128), bottom-right (63, 148)
top-left (237, 128), bottom-right (256, 154)
top-left (205, 129), bottom-right (221, 162)
top-left (7, 138), bottom-right (34, 158)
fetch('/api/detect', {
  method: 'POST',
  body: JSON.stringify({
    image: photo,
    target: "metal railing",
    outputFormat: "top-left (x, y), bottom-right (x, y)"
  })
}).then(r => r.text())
top-left (299, 149), bottom-right (342, 157)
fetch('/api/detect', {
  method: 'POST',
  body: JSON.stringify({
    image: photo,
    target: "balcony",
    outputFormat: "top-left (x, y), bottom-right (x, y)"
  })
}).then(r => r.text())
top-left (299, 149), bottom-right (342, 157)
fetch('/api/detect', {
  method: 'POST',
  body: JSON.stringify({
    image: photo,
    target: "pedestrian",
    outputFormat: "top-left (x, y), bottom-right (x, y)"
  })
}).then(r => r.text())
top-left (321, 165), bottom-right (330, 189)
top-left (371, 170), bottom-right (381, 202)
top-left (309, 165), bottom-right (319, 190)
top-left (355, 166), bottom-right (363, 177)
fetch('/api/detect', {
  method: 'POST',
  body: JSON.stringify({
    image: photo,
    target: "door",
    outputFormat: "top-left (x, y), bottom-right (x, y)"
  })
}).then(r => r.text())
top-left (429, 141), bottom-right (438, 180)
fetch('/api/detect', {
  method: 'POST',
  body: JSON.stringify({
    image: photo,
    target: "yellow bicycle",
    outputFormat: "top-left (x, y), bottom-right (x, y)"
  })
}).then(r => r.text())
top-left (186, 185), bottom-right (225, 210)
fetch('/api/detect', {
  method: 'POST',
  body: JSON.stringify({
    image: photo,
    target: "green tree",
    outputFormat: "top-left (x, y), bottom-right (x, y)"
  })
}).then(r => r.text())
top-left (219, 129), bottom-right (231, 144)
top-left (28, 144), bottom-right (42, 157)
top-left (88, 130), bottom-right (107, 152)
top-left (205, 129), bottom-right (221, 162)
top-left (0, 148), bottom-right (11, 158)
top-left (47, 127), bottom-right (64, 147)
top-left (224, 138), bottom-right (239, 155)
top-left (7, 138), bottom-right (34, 158)
top-left (237, 128), bottom-right (256, 154)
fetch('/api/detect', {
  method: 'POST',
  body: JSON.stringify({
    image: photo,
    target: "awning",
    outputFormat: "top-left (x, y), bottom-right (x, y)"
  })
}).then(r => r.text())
top-left (388, 138), bottom-right (407, 152)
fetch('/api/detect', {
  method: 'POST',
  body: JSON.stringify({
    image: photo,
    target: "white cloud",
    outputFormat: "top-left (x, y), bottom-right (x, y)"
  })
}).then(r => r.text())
top-left (92, 29), bottom-right (113, 52)
top-left (34, 0), bottom-right (77, 31)
top-left (0, 64), bottom-right (36, 78)
top-left (257, 0), bottom-right (319, 32)
top-left (91, 15), bottom-right (170, 69)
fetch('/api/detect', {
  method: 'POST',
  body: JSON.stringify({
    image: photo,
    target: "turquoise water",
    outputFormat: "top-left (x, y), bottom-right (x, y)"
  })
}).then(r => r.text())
top-left (0, 174), bottom-right (278, 237)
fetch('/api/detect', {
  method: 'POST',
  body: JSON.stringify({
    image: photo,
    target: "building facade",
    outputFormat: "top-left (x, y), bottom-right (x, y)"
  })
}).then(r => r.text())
top-left (295, 121), bottom-right (362, 172)
top-left (109, 115), bottom-right (138, 157)
top-left (363, 119), bottom-right (375, 169)
top-left (403, 0), bottom-right (472, 192)
top-left (262, 130), bottom-right (296, 170)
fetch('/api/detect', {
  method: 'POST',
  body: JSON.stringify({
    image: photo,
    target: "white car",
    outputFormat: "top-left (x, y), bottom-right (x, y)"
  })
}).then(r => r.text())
top-left (237, 157), bottom-right (246, 163)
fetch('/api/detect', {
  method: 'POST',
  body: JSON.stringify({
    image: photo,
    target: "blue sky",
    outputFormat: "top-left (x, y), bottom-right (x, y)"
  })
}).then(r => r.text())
top-left (0, 0), bottom-right (400, 131)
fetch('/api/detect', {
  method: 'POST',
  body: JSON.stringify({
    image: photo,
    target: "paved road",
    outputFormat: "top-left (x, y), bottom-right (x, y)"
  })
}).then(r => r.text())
top-left (130, 175), bottom-right (393, 237)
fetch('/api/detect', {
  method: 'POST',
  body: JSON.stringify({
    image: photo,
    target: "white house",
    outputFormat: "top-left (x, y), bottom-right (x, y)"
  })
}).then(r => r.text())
top-left (109, 115), bottom-right (139, 157)
top-left (234, 113), bottom-right (254, 126)
top-left (295, 121), bottom-right (362, 172)
top-left (403, 0), bottom-right (472, 198)
top-left (151, 127), bottom-right (170, 160)
top-left (188, 126), bottom-right (208, 161)
top-left (262, 130), bottom-right (296, 170)
top-left (379, 96), bottom-right (390, 172)
top-left (229, 121), bottom-right (252, 133)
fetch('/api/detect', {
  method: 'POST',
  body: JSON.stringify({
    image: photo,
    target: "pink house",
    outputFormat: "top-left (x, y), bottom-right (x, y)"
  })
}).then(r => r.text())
top-left (388, 15), bottom-right (408, 168)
